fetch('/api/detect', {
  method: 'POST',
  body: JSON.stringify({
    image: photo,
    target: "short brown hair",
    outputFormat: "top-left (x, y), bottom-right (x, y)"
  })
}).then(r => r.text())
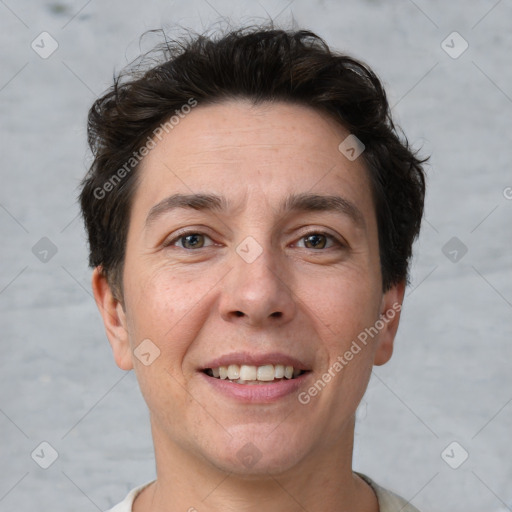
top-left (79, 25), bottom-right (427, 299)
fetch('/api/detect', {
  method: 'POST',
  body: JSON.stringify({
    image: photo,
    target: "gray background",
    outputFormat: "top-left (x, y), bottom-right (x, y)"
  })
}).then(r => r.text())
top-left (1, 0), bottom-right (511, 510)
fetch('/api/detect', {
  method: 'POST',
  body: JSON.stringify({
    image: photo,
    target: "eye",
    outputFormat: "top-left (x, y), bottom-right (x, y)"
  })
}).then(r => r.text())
top-left (295, 232), bottom-right (340, 250)
top-left (166, 232), bottom-right (214, 250)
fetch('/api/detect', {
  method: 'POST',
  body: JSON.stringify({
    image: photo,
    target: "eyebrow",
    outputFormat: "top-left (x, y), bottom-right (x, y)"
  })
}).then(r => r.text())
top-left (145, 193), bottom-right (227, 228)
top-left (144, 192), bottom-right (365, 229)
top-left (281, 192), bottom-right (365, 229)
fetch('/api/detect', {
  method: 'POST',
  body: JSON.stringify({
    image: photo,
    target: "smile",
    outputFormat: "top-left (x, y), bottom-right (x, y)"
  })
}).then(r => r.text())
top-left (203, 364), bottom-right (307, 384)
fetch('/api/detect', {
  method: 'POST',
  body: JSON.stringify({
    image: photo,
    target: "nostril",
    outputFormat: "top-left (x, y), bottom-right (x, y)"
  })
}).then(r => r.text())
top-left (234, 311), bottom-right (244, 317)
top-left (270, 311), bottom-right (283, 318)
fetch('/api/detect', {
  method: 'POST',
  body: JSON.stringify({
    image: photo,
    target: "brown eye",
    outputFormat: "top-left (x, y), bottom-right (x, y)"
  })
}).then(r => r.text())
top-left (169, 232), bottom-right (213, 249)
top-left (181, 234), bottom-right (205, 249)
top-left (295, 232), bottom-right (342, 250)
top-left (303, 233), bottom-right (327, 249)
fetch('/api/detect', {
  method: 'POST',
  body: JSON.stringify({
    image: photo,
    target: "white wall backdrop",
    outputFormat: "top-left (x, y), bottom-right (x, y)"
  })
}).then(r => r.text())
top-left (1, 1), bottom-right (511, 511)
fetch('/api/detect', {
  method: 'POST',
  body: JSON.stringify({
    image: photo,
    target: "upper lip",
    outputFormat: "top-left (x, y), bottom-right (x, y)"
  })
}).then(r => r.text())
top-left (201, 352), bottom-right (311, 371)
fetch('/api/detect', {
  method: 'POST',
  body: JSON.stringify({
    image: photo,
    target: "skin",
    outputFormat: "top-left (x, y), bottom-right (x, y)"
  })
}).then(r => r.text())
top-left (92, 100), bottom-right (405, 512)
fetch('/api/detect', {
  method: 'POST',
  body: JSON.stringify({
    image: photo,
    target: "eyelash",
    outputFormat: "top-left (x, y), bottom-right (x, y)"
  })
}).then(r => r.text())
top-left (164, 230), bottom-right (345, 250)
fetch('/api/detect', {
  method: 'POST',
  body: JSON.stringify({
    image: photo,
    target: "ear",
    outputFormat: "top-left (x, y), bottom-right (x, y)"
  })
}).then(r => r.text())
top-left (373, 280), bottom-right (406, 366)
top-left (91, 267), bottom-right (133, 371)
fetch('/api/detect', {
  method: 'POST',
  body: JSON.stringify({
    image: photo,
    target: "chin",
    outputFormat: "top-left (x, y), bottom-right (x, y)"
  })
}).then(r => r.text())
top-left (211, 449), bottom-right (306, 478)
top-left (202, 425), bottom-right (311, 477)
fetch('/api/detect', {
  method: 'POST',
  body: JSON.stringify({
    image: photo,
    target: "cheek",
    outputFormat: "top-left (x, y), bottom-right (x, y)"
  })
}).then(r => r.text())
top-left (123, 267), bottom-right (204, 362)
top-left (122, 269), bottom-right (204, 424)
top-left (298, 268), bottom-right (382, 399)
top-left (300, 269), bottom-right (381, 338)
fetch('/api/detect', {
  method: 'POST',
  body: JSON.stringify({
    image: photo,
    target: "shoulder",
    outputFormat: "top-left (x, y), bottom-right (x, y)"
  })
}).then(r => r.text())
top-left (356, 473), bottom-right (422, 512)
top-left (104, 481), bottom-right (155, 512)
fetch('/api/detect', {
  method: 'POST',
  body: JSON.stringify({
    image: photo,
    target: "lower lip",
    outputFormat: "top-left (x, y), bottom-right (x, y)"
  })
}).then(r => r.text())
top-left (199, 372), bottom-right (310, 403)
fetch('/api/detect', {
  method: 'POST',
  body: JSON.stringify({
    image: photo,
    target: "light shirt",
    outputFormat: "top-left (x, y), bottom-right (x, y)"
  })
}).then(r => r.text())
top-left (105, 473), bottom-right (421, 511)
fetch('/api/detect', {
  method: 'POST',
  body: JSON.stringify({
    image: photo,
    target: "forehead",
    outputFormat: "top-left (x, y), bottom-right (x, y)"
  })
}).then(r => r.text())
top-left (132, 100), bottom-right (375, 222)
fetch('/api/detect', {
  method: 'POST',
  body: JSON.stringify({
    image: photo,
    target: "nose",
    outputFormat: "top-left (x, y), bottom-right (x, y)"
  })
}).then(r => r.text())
top-left (218, 244), bottom-right (296, 327)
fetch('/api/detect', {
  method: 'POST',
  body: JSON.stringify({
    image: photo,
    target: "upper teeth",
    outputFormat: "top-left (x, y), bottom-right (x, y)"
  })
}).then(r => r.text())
top-left (210, 364), bottom-right (301, 381)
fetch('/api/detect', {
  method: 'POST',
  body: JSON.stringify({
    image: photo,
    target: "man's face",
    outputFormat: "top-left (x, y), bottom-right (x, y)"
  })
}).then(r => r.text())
top-left (95, 100), bottom-right (403, 475)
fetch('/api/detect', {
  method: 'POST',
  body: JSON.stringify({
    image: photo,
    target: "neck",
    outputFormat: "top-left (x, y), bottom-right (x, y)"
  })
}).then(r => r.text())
top-left (133, 417), bottom-right (378, 512)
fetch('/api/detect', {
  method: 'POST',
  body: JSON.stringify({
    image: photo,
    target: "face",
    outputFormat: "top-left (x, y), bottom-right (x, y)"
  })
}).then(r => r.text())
top-left (93, 100), bottom-right (404, 476)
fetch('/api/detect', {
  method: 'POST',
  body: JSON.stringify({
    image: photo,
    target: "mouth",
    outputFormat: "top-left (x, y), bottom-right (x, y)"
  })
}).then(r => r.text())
top-left (199, 352), bottom-right (312, 402)
top-left (202, 364), bottom-right (309, 385)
